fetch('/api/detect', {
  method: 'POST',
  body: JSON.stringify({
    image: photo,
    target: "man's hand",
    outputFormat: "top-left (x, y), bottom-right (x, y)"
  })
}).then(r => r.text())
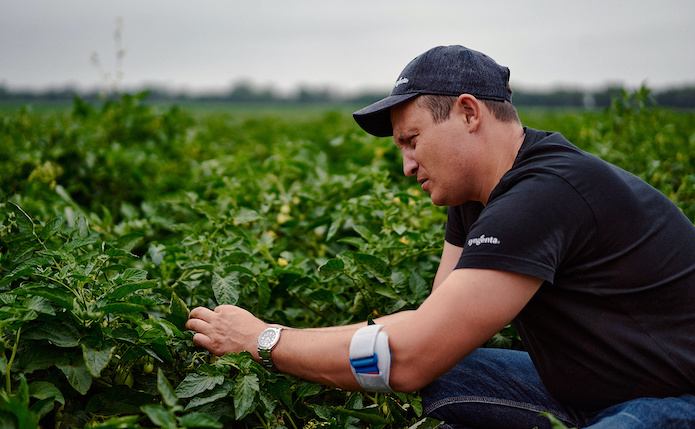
top-left (186, 305), bottom-right (269, 357)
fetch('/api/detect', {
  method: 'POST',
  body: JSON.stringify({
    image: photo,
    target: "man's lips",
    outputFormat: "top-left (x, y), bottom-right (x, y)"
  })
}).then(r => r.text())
top-left (418, 178), bottom-right (429, 192)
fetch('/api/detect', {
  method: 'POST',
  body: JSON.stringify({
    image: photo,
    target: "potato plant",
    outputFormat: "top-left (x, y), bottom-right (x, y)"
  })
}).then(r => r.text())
top-left (1, 88), bottom-right (693, 428)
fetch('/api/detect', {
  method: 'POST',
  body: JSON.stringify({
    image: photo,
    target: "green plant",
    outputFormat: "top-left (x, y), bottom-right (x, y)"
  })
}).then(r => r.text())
top-left (1, 90), bottom-right (693, 427)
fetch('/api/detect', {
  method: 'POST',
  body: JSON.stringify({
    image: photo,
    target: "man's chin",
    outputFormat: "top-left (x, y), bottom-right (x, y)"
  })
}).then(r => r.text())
top-left (429, 194), bottom-right (447, 206)
top-left (430, 193), bottom-right (469, 207)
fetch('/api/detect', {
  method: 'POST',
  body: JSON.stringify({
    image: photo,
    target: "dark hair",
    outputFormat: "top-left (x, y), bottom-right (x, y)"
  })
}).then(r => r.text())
top-left (418, 92), bottom-right (520, 124)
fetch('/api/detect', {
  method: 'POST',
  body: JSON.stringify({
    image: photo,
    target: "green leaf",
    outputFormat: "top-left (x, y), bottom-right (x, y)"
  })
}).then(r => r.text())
top-left (117, 268), bottom-right (148, 284)
top-left (81, 341), bottom-right (116, 377)
top-left (352, 225), bottom-right (374, 242)
top-left (98, 302), bottom-right (148, 314)
top-left (326, 215), bottom-right (343, 241)
top-left (18, 345), bottom-right (60, 374)
top-left (215, 351), bottom-right (252, 368)
top-left (540, 413), bottom-right (576, 429)
top-left (296, 381), bottom-right (323, 398)
top-left (16, 375), bottom-right (30, 405)
top-left (29, 397), bottom-right (57, 423)
top-left (211, 272), bottom-right (240, 306)
top-left (9, 202), bottom-right (35, 235)
top-left (149, 317), bottom-right (183, 339)
top-left (310, 404), bottom-right (335, 420)
top-left (181, 261), bottom-right (215, 271)
top-left (233, 207), bottom-right (263, 224)
top-left (174, 373), bottom-right (225, 399)
top-left (408, 417), bottom-right (443, 429)
top-left (233, 372), bottom-right (259, 420)
top-left (63, 236), bottom-right (98, 252)
top-left (141, 404), bottom-right (178, 429)
top-left (353, 252), bottom-right (391, 282)
top-left (116, 232), bottom-right (143, 252)
top-left (338, 236), bottom-right (366, 249)
top-left (38, 217), bottom-right (63, 240)
top-left (55, 354), bottom-right (93, 395)
top-left (110, 326), bottom-right (139, 344)
top-left (183, 379), bottom-right (234, 410)
top-left (86, 415), bottom-right (140, 429)
top-left (0, 387), bottom-right (39, 429)
top-left (408, 271), bottom-right (428, 297)
top-left (157, 368), bottom-right (180, 409)
top-left (318, 258), bottom-right (344, 277)
top-left (178, 412), bottom-right (224, 428)
top-left (23, 321), bottom-right (80, 347)
top-left (29, 381), bottom-right (65, 405)
top-left (98, 280), bottom-right (157, 305)
top-left (336, 407), bottom-right (390, 425)
top-left (11, 283), bottom-right (74, 310)
top-left (0, 267), bottom-right (34, 288)
top-left (256, 280), bottom-right (271, 313)
top-left (24, 296), bottom-right (55, 316)
top-left (101, 280), bottom-right (157, 301)
top-left (225, 265), bottom-right (255, 276)
top-left (148, 244), bottom-right (166, 266)
top-left (168, 291), bottom-right (189, 332)
top-left (151, 341), bottom-right (174, 363)
top-left (392, 223), bottom-right (407, 235)
top-left (265, 379), bottom-right (292, 408)
top-left (373, 284), bottom-right (399, 300)
top-left (307, 288), bottom-right (335, 303)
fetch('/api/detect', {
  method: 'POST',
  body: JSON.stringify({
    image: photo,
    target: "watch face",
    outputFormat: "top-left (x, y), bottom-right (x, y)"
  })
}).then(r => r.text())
top-left (258, 329), bottom-right (279, 348)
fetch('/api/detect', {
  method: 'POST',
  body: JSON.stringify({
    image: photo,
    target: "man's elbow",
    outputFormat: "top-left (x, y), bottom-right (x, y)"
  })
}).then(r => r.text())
top-left (387, 355), bottom-right (440, 393)
top-left (389, 374), bottom-right (430, 393)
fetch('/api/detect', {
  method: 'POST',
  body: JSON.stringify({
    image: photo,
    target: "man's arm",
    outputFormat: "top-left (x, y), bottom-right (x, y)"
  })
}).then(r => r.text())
top-left (432, 241), bottom-right (463, 291)
top-left (186, 268), bottom-right (541, 392)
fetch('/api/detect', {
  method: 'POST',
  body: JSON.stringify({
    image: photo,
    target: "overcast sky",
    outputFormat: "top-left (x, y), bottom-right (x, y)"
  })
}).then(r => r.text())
top-left (2, 0), bottom-right (694, 95)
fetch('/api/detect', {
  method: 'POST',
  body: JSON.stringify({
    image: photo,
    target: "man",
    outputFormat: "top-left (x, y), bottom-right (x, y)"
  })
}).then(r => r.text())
top-left (187, 45), bottom-right (695, 428)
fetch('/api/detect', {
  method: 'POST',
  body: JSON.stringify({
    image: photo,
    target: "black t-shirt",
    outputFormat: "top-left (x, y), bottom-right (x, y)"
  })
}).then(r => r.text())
top-left (446, 127), bottom-right (695, 411)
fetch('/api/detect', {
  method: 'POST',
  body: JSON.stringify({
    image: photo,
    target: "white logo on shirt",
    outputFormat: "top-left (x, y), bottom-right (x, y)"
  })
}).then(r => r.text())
top-left (394, 77), bottom-right (409, 87)
top-left (467, 234), bottom-right (501, 247)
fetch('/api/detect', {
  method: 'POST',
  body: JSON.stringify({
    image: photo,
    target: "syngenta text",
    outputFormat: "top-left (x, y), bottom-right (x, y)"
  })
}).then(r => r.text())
top-left (467, 234), bottom-right (501, 247)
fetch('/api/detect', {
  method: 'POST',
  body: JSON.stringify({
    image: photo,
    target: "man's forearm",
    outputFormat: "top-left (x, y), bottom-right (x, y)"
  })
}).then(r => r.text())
top-left (290, 310), bottom-right (415, 332)
top-left (267, 310), bottom-right (415, 389)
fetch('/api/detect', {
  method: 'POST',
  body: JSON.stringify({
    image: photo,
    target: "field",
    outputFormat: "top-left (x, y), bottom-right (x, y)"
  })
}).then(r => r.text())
top-left (1, 88), bottom-right (694, 428)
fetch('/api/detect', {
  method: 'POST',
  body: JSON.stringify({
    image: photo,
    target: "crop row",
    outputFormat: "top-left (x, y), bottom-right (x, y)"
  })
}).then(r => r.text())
top-left (0, 88), bottom-right (693, 427)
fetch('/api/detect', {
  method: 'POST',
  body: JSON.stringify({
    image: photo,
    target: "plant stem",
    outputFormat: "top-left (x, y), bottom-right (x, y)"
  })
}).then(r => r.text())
top-left (254, 410), bottom-right (271, 429)
top-left (284, 410), bottom-right (299, 429)
top-left (5, 327), bottom-right (21, 395)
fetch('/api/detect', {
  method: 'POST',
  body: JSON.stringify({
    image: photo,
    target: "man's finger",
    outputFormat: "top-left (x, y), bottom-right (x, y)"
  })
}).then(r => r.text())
top-left (185, 317), bottom-right (208, 333)
top-left (188, 306), bottom-right (216, 321)
top-left (191, 332), bottom-right (212, 350)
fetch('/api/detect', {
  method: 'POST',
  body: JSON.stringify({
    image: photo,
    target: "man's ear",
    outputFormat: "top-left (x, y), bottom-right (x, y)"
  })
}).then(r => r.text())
top-left (455, 94), bottom-right (481, 132)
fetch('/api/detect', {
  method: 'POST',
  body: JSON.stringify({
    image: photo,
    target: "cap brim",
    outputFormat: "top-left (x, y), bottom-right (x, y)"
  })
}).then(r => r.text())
top-left (353, 93), bottom-right (420, 137)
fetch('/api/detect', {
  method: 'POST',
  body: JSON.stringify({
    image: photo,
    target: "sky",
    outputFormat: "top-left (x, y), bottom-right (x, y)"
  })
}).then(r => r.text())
top-left (2, 0), bottom-right (694, 95)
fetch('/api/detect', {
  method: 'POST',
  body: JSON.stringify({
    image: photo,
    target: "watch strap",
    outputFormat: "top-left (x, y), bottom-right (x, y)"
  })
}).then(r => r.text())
top-left (258, 327), bottom-right (283, 371)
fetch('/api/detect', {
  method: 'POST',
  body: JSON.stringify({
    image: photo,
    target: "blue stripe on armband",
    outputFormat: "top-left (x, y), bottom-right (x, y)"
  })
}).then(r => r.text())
top-left (350, 353), bottom-right (379, 374)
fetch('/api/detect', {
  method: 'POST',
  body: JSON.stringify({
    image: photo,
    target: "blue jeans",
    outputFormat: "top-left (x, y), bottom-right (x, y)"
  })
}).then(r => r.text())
top-left (420, 348), bottom-right (695, 428)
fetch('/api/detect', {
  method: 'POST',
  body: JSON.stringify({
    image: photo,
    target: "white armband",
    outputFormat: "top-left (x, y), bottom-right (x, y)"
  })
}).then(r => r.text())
top-left (349, 324), bottom-right (393, 392)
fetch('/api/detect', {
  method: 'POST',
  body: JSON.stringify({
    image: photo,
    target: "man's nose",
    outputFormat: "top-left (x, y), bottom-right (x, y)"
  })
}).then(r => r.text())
top-left (402, 150), bottom-right (418, 177)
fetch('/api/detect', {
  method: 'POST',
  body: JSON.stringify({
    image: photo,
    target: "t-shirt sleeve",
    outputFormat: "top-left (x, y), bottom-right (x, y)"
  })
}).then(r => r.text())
top-left (455, 174), bottom-right (596, 284)
top-left (445, 201), bottom-right (485, 247)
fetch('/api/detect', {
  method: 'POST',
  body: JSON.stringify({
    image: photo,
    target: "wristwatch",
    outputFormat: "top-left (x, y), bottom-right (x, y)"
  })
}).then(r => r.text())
top-left (257, 327), bottom-right (284, 370)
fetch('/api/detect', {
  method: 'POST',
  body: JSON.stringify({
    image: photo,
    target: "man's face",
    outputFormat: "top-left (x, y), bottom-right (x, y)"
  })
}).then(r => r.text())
top-left (390, 97), bottom-right (485, 206)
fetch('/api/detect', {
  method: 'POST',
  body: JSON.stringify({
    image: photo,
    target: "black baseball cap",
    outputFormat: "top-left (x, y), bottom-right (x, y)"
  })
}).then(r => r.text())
top-left (353, 45), bottom-right (512, 137)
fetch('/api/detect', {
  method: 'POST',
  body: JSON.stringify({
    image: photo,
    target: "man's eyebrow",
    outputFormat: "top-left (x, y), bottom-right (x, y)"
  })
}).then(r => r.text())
top-left (395, 130), bottom-right (417, 145)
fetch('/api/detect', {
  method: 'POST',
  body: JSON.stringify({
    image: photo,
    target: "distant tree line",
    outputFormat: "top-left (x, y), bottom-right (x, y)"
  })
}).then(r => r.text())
top-left (1, 82), bottom-right (695, 109)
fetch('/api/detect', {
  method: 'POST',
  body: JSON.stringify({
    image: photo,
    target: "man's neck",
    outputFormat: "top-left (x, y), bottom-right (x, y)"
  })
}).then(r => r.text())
top-left (480, 122), bottom-right (526, 205)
